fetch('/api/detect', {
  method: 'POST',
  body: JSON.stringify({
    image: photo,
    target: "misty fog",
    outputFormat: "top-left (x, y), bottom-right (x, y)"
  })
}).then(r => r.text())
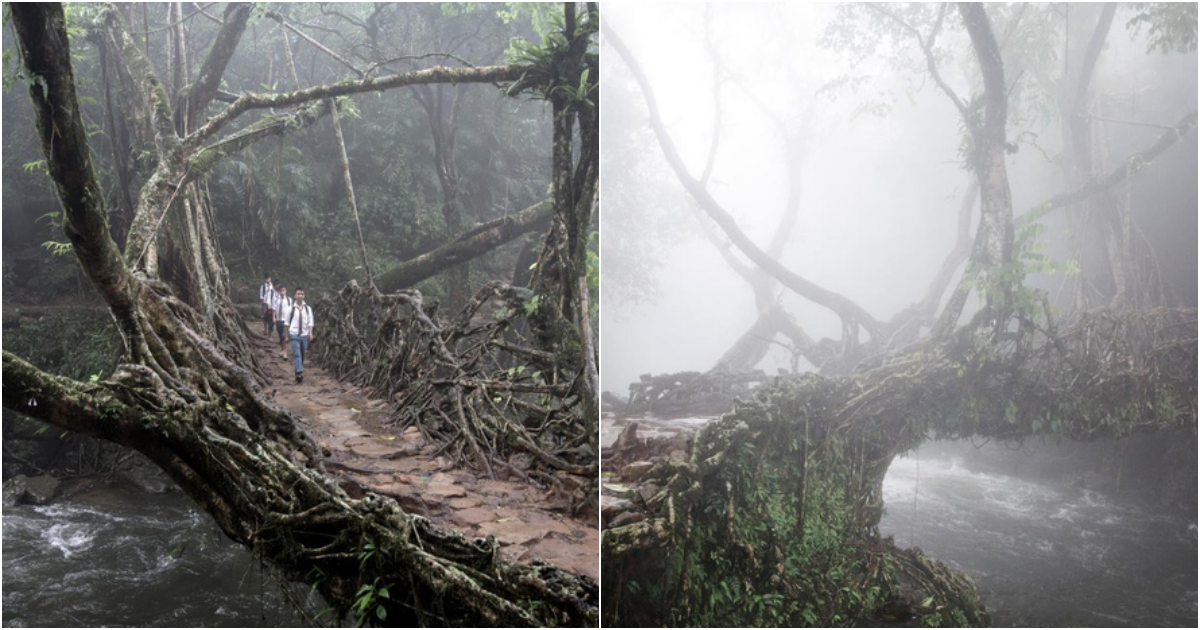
top-left (601, 3), bottom-right (1196, 392)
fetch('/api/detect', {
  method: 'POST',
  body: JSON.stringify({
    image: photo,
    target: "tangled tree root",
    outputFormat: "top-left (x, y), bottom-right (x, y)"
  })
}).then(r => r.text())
top-left (313, 281), bottom-right (596, 509)
top-left (623, 369), bottom-right (772, 418)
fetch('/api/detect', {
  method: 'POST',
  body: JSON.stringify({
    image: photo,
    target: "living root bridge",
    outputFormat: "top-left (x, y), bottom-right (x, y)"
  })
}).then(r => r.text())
top-left (313, 281), bottom-right (596, 507)
top-left (602, 307), bottom-right (1196, 626)
top-left (3, 347), bottom-right (598, 626)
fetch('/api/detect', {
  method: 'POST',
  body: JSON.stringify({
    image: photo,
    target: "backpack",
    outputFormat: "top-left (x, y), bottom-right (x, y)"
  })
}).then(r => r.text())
top-left (288, 303), bottom-right (312, 334)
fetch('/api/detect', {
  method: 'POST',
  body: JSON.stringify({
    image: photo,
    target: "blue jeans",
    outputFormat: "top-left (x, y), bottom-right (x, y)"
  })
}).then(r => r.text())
top-left (290, 334), bottom-right (309, 374)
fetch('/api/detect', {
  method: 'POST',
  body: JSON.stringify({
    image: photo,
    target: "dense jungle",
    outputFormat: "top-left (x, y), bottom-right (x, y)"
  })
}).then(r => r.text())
top-left (601, 3), bottom-right (1196, 627)
top-left (2, 2), bottom-right (597, 627)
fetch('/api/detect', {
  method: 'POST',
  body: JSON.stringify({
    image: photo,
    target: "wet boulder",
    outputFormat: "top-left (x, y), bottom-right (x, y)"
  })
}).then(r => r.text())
top-left (16, 474), bottom-right (61, 506)
top-left (118, 456), bottom-right (175, 494)
top-left (3, 475), bottom-right (29, 508)
top-left (621, 460), bottom-right (654, 483)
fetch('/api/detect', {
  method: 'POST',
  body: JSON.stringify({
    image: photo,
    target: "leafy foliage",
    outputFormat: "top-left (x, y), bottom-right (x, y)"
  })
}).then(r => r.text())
top-left (1125, 3), bottom-right (1198, 54)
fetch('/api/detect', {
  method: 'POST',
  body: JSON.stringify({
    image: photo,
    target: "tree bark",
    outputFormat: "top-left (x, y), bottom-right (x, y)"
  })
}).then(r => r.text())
top-left (328, 97), bottom-right (375, 290)
top-left (933, 4), bottom-right (1017, 335)
top-left (177, 2), bottom-right (252, 132)
top-left (413, 81), bottom-right (471, 311)
top-left (377, 200), bottom-right (552, 293)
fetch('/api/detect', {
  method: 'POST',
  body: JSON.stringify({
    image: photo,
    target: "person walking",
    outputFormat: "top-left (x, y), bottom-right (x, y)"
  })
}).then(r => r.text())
top-left (271, 284), bottom-right (293, 360)
top-left (259, 274), bottom-right (274, 335)
top-left (286, 288), bottom-right (315, 383)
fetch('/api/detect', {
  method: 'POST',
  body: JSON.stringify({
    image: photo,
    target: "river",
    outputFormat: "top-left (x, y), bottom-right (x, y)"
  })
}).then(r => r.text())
top-left (2, 484), bottom-right (321, 627)
top-left (881, 449), bottom-right (1197, 627)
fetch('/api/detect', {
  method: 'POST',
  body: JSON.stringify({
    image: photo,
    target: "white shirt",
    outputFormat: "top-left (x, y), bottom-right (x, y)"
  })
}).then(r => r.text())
top-left (260, 282), bottom-right (273, 302)
top-left (286, 303), bottom-right (314, 337)
top-left (270, 293), bottom-right (292, 316)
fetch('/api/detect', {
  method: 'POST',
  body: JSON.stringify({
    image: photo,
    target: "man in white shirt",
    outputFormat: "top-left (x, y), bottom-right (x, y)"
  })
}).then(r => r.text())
top-left (259, 274), bottom-right (274, 335)
top-left (270, 284), bottom-right (293, 360)
top-left (286, 288), bottom-right (315, 383)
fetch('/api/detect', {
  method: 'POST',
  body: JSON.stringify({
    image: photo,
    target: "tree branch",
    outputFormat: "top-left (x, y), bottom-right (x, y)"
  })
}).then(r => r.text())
top-left (866, 3), bottom-right (970, 121)
top-left (105, 4), bottom-right (178, 155)
top-left (187, 100), bottom-right (333, 180)
top-left (1023, 111), bottom-right (1198, 224)
top-left (264, 11), bottom-right (365, 79)
top-left (376, 200), bottom-right (553, 293)
top-left (606, 24), bottom-right (885, 341)
top-left (178, 2), bottom-right (252, 131)
top-left (2, 351), bottom-right (143, 442)
top-left (1071, 4), bottom-right (1118, 116)
top-left (184, 64), bottom-right (522, 154)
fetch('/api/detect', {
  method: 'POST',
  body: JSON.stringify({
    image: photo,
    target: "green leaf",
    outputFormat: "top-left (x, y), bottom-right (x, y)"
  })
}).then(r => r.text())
top-left (41, 241), bottom-right (73, 257)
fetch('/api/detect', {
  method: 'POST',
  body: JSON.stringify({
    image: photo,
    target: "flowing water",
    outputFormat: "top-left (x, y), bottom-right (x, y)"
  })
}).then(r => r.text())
top-left (602, 413), bottom-right (1198, 627)
top-left (2, 484), bottom-right (321, 627)
top-left (881, 450), bottom-right (1197, 627)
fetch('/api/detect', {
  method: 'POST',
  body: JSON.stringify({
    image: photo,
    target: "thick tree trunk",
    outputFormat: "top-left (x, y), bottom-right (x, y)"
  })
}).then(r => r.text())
top-left (528, 2), bottom-right (600, 456)
top-left (413, 82), bottom-right (471, 311)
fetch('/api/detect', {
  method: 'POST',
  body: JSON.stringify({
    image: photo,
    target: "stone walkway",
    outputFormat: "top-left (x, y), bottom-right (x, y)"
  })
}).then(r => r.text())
top-left (249, 323), bottom-right (598, 580)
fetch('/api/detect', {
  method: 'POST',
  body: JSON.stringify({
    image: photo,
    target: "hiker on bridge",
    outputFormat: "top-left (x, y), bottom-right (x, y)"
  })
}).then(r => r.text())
top-left (286, 288), bottom-right (315, 383)
top-left (259, 274), bottom-right (274, 336)
top-left (270, 284), bottom-right (293, 360)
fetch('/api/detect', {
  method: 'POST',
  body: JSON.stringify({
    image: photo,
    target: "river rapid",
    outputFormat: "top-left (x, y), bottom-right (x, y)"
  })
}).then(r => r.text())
top-left (2, 484), bottom-right (321, 627)
top-left (602, 413), bottom-right (1198, 627)
top-left (881, 449), bottom-right (1197, 627)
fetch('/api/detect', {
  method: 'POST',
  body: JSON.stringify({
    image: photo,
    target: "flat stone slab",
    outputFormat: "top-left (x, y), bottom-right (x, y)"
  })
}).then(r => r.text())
top-left (622, 461), bottom-right (655, 482)
top-left (520, 512), bottom-right (574, 537)
top-left (476, 480), bottom-right (516, 497)
top-left (476, 519), bottom-right (546, 546)
top-left (317, 409), bottom-right (354, 423)
top-left (377, 460), bottom-right (422, 473)
top-left (448, 497), bottom-right (483, 509)
top-left (372, 473), bottom-right (418, 486)
top-left (346, 439), bottom-right (406, 459)
top-left (452, 507), bottom-right (497, 527)
top-left (425, 483), bottom-right (466, 499)
top-left (430, 472), bottom-right (459, 485)
top-left (520, 537), bottom-right (598, 580)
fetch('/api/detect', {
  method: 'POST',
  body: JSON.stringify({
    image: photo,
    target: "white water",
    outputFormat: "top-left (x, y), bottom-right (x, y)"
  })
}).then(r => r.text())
top-left (881, 452), bottom-right (1197, 627)
top-left (3, 486), bottom-right (321, 627)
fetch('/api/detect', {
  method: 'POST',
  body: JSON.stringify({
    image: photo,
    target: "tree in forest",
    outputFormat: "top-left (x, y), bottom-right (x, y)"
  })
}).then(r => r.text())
top-left (3, 2), bottom-right (597, 626)
top-left (602, 3), bottom-right (1195, 626)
